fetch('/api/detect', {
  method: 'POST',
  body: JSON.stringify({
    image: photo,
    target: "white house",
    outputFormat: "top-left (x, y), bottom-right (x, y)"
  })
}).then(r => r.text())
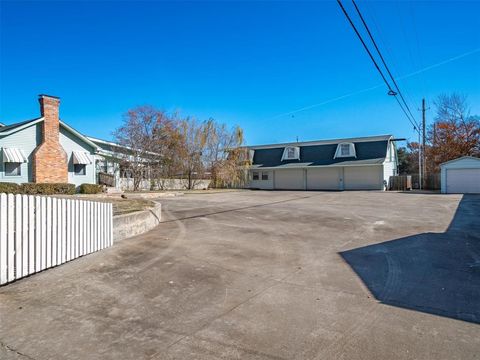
top-left (440, 156), bottom-right (480, 194)
top-left (246, 135), bottom-right (398, 190)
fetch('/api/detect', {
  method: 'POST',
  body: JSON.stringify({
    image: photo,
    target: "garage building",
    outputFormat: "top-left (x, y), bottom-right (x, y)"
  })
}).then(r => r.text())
top-left (440, 156), bottom-right (480, 194)
top-left (247, 135), bottom-right (398, 191)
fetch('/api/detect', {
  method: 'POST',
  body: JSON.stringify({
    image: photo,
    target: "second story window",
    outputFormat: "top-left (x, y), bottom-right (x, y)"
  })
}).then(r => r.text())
top-left (334, 143), bottom-right (356, 158)
top-left (340, 144), bottom-right (350, 156)
top-left (281, 146), bottom-right (300, 161)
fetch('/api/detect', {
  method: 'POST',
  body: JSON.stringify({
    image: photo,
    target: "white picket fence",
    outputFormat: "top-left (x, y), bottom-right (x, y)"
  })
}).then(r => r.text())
top-left (0, 193), bottom-right (113, 285)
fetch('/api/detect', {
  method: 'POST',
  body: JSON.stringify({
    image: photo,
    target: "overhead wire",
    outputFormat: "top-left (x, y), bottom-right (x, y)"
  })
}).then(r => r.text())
top-left (351, 0), bottom-right (420, 130)
top-left (336, 0), bottom-right (420, 133)
top-left (267, 48), bottom-right (479, 121)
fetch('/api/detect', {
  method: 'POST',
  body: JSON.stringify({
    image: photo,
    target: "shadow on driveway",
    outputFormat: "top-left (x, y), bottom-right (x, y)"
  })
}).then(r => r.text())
top-left (340, 194), bottom-right (480, 324)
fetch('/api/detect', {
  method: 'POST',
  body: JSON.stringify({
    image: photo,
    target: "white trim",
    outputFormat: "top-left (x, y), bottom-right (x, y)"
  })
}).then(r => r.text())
top-left (440, 156), bottom-right (480, 167)
top-left (250, 163), bottom-right (383, 171)
top-left (2, 148), bottom-right (28, 163)
top-left (87, 136), bottom-right (123, 148)
top-left (0, 118), bottom-right (44, 135)
top-left (59, 121), bottom-right (98, 150)
top-left (72, 151), bottom-right (92, 165)
top-left (4, 162), bottom-right (22, 177)
top-left (334, 143), bottom-right (356, 158)
top-left (247, 135), bottom-right (393, 150)
top-left (281, 146), bottom-right (300, 161)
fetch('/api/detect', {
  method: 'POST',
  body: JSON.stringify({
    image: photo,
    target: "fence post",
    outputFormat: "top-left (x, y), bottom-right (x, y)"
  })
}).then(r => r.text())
top-left (0, 194), bottom-right (7, 284)
top-left (1, 194), bottom-right (114, 285)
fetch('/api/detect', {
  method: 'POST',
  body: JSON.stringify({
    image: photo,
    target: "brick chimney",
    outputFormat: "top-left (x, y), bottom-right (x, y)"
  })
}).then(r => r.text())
top-left (32, 95), bottom-right (68, 183)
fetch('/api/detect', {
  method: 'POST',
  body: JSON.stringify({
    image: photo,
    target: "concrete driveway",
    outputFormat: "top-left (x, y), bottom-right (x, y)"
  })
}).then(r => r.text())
top-left (1, 191), bottom-right (479, 360)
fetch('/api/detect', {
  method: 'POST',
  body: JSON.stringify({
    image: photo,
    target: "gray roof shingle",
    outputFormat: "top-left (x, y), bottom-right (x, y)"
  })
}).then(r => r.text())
top-left (250, 137), bottom-right (391, 168)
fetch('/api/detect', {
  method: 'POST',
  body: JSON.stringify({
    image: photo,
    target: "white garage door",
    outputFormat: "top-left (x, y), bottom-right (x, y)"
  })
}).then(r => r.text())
top-left (344, 166), bottom-right (383, 190)
top-left (446, 169), bottom-right (480, 193)
top-left (307, 168), bottom-right (340, 190)
top-left (274, 169), bottom-right (304, 190)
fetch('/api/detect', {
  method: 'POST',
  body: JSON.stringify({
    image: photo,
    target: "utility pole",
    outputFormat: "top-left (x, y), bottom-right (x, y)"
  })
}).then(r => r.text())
top-left (422, 98), bottom-right (426, 189)
top-left (418, 129), bottom-right (422, 190)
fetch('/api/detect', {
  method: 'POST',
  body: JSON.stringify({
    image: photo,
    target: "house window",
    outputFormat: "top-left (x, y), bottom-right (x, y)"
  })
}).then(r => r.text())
top-left (334, 143), bottom-right (356, 158)
top-left (281, 146), bottom-right (300, 161)
top-left (4, 162), bottom-right (21, 176)
top-left (340, 144), bottom-right (350, 156)
top-left (74, 164), bottom-right (86, 175)
top-left (252, 171), bottom-right (259, 180)
top-left (262, 172), bottom-right (269, 180)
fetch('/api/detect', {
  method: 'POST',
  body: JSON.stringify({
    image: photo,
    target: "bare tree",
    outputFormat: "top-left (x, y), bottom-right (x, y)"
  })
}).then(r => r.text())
top-left (426, 93), bottom-right (480, 171)
top-left (203, 119), bottom-right (246, 188)
top-left (114, 106), bottom-right (247, 191)
top-left (177, 118), bottom-right (209, 190)
top-left (113, 106), bottom-right (173, 191)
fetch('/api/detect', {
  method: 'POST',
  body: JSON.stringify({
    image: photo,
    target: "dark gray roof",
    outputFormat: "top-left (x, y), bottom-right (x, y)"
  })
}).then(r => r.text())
top-left (251, 138), bottom-right (390, 168)
top-left (0, 118), bottom-right (41, 133)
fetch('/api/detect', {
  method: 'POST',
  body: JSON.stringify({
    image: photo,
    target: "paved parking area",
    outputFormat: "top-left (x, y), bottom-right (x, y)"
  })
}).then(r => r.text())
top-left (1, 191), bottom-right (479, 360)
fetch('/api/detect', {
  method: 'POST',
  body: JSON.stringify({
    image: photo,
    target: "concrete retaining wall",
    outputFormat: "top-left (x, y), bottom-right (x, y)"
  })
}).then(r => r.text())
top-left (113, 203), bottom-right (162, 242)
top-left (118, 178), bottom-right (211, 191)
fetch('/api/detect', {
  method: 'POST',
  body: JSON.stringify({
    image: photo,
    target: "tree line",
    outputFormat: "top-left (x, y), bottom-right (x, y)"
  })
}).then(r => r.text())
top-left (397, 93), bottom-right (480, 175)
top-left (113, 106), bottom-right (248, 191)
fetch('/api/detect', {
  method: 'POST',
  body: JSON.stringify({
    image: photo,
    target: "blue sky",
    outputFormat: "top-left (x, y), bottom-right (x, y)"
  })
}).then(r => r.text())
top-left (1, 1), bottom-right (479, 145)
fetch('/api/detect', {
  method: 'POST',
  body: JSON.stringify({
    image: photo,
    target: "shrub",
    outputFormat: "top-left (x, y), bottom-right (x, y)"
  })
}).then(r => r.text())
top-left (0, 182), bottom-right (21, 194)
top-left (20, 183), bottom-right (76, 195)
top-left (79, 183), bottom-right (103, 194)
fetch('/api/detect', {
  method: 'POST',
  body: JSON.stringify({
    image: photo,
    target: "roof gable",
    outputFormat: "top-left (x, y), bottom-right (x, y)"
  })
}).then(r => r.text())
top-left (440, 156), bottom-right (480, 167)
top-left (0, 117), bottom-right (98, 151)
top-left (59, 121), bottom-right (98, 150)
top-left (248, 135), bottom-right (392, 150)
top-left (0, 118), bottom-right (43, 135)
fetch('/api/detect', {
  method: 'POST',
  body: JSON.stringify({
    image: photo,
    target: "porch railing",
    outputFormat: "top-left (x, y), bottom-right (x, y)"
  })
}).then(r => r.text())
top-left (98, 172), bottom-right (115, 187)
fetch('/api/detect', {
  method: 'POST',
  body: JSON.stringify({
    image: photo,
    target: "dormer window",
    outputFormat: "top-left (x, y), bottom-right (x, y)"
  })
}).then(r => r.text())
top-left (281, 146), bottom-right (300, 161)
top-left (334, 142), bottom-right (356, 158)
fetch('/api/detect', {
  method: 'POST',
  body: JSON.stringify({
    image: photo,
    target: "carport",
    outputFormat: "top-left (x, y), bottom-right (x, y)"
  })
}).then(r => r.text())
top-left (440, 156), bottom-right (480, 194)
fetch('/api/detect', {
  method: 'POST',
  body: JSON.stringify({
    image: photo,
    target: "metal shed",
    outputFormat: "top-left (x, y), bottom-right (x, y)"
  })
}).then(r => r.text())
top-left (440, 156), bottom-right (480, 194)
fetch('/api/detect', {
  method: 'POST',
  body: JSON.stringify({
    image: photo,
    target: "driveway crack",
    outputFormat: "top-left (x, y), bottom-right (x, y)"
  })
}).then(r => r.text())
top-left (0, 340), bottom-right (36, 360)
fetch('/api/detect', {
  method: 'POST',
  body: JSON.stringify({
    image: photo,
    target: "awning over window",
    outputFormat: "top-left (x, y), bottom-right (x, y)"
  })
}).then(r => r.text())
top-left (2, 148), bottom-right (28, 163)
top-left (72, 151), bottom-right (92, 165)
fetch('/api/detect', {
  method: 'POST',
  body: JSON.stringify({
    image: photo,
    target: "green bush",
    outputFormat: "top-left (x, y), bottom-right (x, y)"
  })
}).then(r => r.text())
top-left (20, 183), bottom-right (76, 195)
top-left (0, 182), bottom-right (21, 194)
top-left (79, 183), bottom-right (103, 194)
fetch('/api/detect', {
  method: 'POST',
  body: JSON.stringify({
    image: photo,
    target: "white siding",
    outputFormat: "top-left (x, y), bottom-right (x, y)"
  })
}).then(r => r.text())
top-left (344, 166), bottom-right (383, 190)
top-left (249, 170), bottom-right (273, 189)
top-left (274, 169), bottom-right (305, 190)
top-left (306, 168), bottom-right (341, 190)
top-left (59, 127), bottom-right (96, 187)
top-left (383, 140), bottom-right (397, 186)
top-left (440, 157), bottom-right (480, 193)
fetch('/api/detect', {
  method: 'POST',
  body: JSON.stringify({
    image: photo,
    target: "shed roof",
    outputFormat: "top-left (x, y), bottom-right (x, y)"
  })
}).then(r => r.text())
top-left (439, 156), bottom-right (480, 167)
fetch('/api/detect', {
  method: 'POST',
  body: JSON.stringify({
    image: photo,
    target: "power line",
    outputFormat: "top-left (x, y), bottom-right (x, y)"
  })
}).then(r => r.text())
top-left (351, 0), bottom-right (420, 130)
top-left (336, 0), bottom-right (396, 93)
top-left (336, 0), bottom-right (420, 133)
top-left (267, 48), bottom-right (479, 120)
